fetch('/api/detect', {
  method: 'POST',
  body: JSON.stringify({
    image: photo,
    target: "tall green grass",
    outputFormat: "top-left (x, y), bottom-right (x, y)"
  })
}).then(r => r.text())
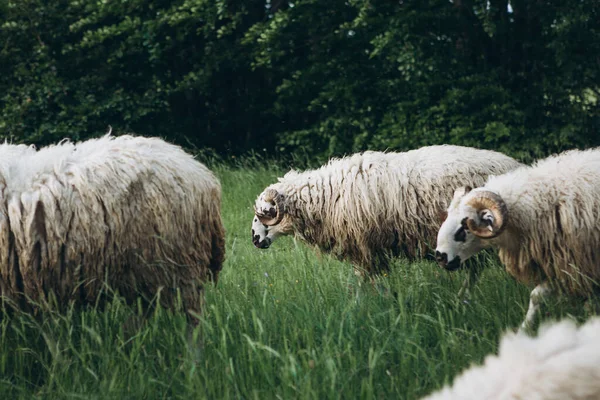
top-left (0, 162), bottom-right (594, 399)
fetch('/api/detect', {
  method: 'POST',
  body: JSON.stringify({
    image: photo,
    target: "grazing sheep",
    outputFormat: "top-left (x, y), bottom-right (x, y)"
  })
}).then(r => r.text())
top-left (435, 148), bottom-right (600, 330)
top-left (422, 317), bottom-right (600, 400)
top-left (0, 134), bottom-right (225, 321)
top-left (251, 146), bottom-right (521, 277)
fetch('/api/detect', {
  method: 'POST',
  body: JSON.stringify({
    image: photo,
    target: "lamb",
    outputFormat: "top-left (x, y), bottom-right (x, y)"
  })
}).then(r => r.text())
top-left (251, 145), bottom-right (521, 277)
top-left (0, 134), bottom-right (225, 321)
top-left (435, 148), bottom-right (600, 330)
top-left (422, 317), bottom-right (600, 400)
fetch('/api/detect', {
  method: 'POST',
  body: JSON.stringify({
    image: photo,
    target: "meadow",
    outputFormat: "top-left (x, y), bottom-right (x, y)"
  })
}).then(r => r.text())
top-left (0, 161), bottom-right (592, 399)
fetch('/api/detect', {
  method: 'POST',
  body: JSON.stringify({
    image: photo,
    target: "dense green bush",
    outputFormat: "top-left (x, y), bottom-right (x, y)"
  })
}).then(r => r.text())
top-left (249, 0), bottom-right (600, 162)
top-left (0, 0), bottom-right (280, 153)
top-left (1, 0), bottom-right (598, 161)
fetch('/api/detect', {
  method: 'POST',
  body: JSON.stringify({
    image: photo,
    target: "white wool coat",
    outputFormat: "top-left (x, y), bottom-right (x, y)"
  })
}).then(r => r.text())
top-left (0, 134), bottom-right (225, 318)
top-left (423, 317), bottom-right (600, 400)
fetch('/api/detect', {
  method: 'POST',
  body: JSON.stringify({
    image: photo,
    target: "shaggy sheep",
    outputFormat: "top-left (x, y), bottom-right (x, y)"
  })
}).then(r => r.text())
top-left (422, 317), bottom-right (600, 400)
top-left (251, 146), bottom-right (521, 277)
top-left (435, 148), bottom-right (600, 330)
top-left (0, 134), bottom-right (225, 321)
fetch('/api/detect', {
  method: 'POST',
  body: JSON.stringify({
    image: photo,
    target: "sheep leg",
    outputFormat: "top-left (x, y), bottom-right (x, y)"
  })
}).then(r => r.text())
top-left (520, 282), bottom-right (552, 332)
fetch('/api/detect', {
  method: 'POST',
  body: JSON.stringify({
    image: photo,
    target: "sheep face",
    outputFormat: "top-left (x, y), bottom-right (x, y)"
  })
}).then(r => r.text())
top-left (251, 215), bottom-right (291, 249)
top-left (252, 188), bottom-right (293, 249)
top-left (435, 186), bottom-right (507, 270)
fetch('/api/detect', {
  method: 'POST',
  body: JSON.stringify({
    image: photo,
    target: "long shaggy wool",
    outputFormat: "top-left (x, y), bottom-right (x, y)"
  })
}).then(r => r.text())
top-left (261, 145), bottom-right (521, 274)
top-left (481, 148), bottom-right (600, 294)
top-left (422, 317), bottom-right (600, 400)
top-left (0, 134), bottom-right (225, 318)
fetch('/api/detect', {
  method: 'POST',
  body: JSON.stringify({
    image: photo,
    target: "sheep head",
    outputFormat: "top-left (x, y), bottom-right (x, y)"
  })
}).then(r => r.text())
top-left (435, 186), bottom-right (499, 271)
top-left (252, 187), bottom-right (291, 250)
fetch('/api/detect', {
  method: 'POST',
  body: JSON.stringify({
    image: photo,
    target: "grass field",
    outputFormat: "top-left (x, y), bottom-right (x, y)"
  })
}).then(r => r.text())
top-left (0, 161), bottom-right (593, 399)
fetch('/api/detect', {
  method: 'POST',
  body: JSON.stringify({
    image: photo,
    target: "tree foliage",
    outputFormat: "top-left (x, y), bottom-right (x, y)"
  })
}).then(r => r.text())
top-left (0, 0), bottom-right (279, 152)
top-left (0, 0), bottom-right (598, 160)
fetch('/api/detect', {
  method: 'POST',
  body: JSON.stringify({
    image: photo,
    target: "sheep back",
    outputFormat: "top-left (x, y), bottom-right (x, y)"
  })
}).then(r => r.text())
top-left (277, 145), bottom-right (521, 274)
top-left (0, 134), bottom-right (225, 318)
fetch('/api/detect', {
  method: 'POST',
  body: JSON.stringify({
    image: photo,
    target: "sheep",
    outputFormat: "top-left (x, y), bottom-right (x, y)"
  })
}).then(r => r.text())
top-left (0, 134), bottom-right (225, 322)
top-left (422, 317), bottom-right (600, 400)
top-left (251, 145), bottom-right (522, 278)
top-left (435, 148), bottom-right (600, 330)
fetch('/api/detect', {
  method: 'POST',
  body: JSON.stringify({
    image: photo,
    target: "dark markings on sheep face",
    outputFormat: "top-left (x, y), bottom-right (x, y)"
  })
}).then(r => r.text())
top-left (460, 217), bottom-right (468, 229)
top-left (454, 217), bottom-right (469, 242)
top-left (446, 255), bottom-right (462, 271)
top-left (267, 207), bottom-right (276, 218)
top-left (454, 227), bottom-right (466, 242)
top-left (262, 224), bottom-right (268, 229)
top-left (254, 236), bottom-right (271, 249)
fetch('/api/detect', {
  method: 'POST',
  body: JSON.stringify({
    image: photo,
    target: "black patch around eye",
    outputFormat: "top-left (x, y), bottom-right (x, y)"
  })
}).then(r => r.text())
top-left (263, 224), bottom-right (268, 229)
top-left (454, 227), bottom-right (466, 242)
top-left (460, 217), bottom-right (468, 229)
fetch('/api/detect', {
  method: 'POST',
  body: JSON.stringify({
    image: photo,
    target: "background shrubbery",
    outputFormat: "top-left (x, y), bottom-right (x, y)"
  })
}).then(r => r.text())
top-left (1, 0), bottom-right (598, 162)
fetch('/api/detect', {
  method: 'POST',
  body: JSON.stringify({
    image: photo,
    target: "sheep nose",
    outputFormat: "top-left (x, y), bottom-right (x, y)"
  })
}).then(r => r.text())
top-left (435, 250), bottom-right (448, 266)
top-left (252, 235), bottom-right (271, 249)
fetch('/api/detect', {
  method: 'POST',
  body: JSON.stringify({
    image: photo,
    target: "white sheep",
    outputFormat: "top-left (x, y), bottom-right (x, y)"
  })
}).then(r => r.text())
top-left (422, 317), bottom-right (600, 400)
top-left (435, 148), bottom-right (600, 330)
top-left (0, 134), bottom-right (225, 321)
top-left (251, 146), bottom-right (521, 277)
